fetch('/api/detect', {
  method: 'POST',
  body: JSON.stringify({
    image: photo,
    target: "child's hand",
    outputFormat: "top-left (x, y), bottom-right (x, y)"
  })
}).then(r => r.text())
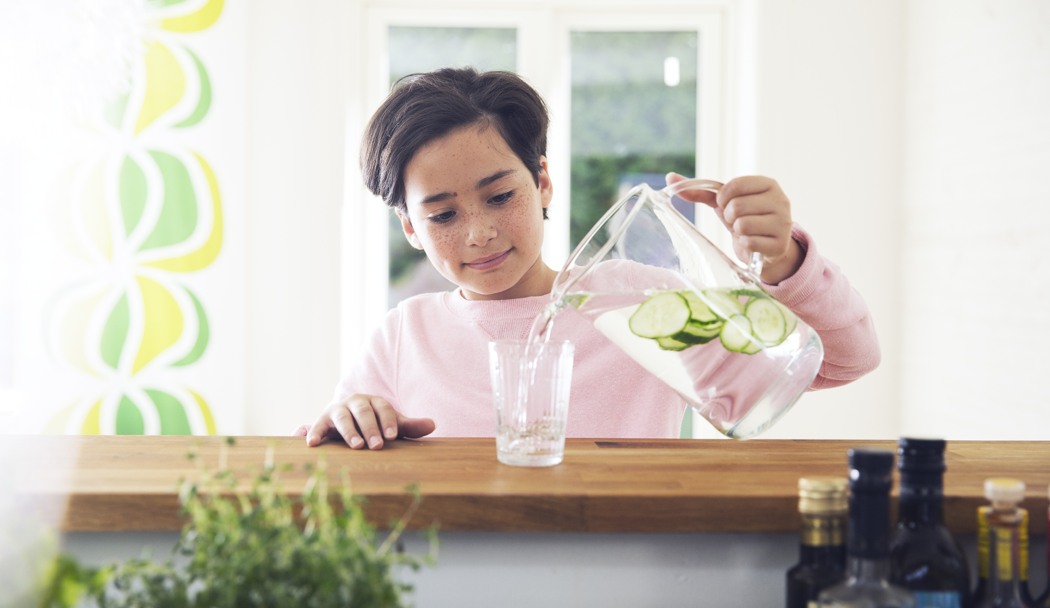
top-left (297, 394), bottom-right (436, 449)
top-left (665, 173), bottom-right (803, 285)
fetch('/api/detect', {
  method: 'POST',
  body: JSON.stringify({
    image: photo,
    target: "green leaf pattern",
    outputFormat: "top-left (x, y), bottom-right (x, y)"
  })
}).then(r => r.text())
top-left (47, 0), bottom-right (225, 436)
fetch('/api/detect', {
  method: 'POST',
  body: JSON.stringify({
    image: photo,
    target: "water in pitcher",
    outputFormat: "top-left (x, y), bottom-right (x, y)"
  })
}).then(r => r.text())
top-left (523, 178), bottom-right (824, 440)
top-left (527, 280), bottom-right (822, 439)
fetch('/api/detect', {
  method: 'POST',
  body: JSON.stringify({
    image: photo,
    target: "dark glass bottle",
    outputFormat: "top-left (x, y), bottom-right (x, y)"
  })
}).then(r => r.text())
top-left (817, 448), bottom-right (915, 607)
top-left (975, 478), bottom-right (1036, 607)
top-left (889, 437), bottom-right (971, 607)
top-left (1041, 484), bottom-right (1050, 607)
top-left (787, 476), bottom-right (848, 608)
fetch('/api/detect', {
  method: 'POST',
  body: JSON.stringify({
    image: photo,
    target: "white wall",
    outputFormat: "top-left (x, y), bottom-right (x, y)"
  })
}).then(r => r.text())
top-left (244, 1), bottom-right (355, 434)
top-left (736, 0), bottom-right (906, 440)
top-left (242, 0), bottom-right (1050, 440)
top-left (899, 0), bottom-right (1050, 439)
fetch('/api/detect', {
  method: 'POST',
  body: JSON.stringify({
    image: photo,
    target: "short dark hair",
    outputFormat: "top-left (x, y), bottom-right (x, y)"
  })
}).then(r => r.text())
top-left (360, 67), bottom-right (549, 214)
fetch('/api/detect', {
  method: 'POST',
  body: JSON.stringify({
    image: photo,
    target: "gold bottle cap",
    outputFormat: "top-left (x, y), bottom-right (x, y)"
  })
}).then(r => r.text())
top-left (984, 477), bottom-right (1025, 504)
top-left (798, 476), bottom-right (848, 515)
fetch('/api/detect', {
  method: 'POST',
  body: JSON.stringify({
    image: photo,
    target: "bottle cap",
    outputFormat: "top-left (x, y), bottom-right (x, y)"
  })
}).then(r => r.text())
top-left (984, 478), bottom-right (1025, 504)
top-left (896, 437), bottom-right (946, 473)
top-left (798, 477), bottom-right (848, 515)
top-left (897, 437), bottom-right (947, 497)
top-left (847, 448), bottom-right (894, 493)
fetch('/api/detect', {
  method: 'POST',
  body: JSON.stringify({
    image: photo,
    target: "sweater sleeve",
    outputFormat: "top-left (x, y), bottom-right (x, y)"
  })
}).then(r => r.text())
top-left (763, 225), bottom-right (881, 390)
top-left (332, 306), bottom-right (402, 405)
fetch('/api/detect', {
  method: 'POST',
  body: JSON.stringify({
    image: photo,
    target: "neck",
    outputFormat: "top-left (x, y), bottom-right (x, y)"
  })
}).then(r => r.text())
top-left (897, 493), bottom-right (943, 525)
top-left (845, 554), bottom-right (891, 583)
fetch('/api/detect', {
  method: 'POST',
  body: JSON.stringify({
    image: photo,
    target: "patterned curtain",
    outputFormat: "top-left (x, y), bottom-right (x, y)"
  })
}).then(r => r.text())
top-left (2, 0), bottom-right (241, 435)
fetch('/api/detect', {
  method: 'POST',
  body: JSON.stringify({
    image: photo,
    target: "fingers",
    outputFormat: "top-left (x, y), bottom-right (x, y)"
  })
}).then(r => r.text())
top-left (304, 412), bottom-right (337, 447)
top-left (718, 177), bottom-right (791, 243)
top-left (292, 424), bottom-right (309, 437)
top-left (664, 172), bottom-right (718, 207)
top-left (717, 176), bottom-right (778, 205)
top-left (338, 395), bottom-right (388, 449)
top-left (396, 413), bottom-right (437, 439)
top-left (724, 202), bottom-right (793, 250)
top-left (715, 177), bottom-right (803, 283)
top-left (305, 395), bottom-right (435, 450)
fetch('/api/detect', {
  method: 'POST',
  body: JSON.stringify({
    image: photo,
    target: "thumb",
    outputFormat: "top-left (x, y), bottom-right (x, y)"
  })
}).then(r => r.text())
top-left (664, 171), bottom-right (686, 186)
top-left (663, 173), bottom-right (719, 207)
top-left (396, 414), bottom-right (436, 439)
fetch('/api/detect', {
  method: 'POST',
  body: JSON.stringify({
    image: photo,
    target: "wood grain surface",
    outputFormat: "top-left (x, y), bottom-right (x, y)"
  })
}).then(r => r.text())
top-left (10, 435), bottom-right (1050, 534)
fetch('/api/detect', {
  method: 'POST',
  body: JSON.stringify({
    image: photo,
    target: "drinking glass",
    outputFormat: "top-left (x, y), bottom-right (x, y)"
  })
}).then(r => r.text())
top-left (489, 339), bottom-right (575, 466)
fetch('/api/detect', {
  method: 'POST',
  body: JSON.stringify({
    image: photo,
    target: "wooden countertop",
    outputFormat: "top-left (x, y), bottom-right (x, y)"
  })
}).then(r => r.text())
top-left (10, 435), bottom-right (1050, 534)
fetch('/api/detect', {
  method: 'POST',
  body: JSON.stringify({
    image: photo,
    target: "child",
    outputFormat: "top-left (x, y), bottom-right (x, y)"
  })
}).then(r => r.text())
top-left (297, 68), bottom-right (880, 449)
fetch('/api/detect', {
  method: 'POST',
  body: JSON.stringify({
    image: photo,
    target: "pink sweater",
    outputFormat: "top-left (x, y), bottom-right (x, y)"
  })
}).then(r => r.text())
top-left (335, 226), bottom-right (880, 438)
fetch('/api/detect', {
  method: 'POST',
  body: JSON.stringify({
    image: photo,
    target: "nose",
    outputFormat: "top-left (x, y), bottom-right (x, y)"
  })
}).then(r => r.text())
top-left (464, 209), bottom-right (497, 246)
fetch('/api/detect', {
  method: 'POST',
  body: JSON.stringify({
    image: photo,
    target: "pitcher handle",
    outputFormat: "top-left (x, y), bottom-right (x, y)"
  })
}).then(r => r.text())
top-left (661, 178), bottom-right (765, 279)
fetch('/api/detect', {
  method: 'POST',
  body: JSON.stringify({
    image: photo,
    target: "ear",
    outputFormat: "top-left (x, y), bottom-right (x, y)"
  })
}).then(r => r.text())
top-left (538, 156), bottom-right (553, 212)
top-left (397, 210), bottom-right (424, 250)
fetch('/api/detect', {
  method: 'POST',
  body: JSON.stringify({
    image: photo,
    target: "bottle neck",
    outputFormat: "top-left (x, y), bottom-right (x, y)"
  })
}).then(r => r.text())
top-left (799, 544), bottom-right (848, 569)
top-left (897, 472), bottom-right (945, 525)
top-left (845, 554), bottom-right (893, 584)
top-left (800, 513), bottom-right (846, 546)
top-left (847, 490), bottom-right (890, 560)
top-left (979, 505), bottom-right (1031, 603)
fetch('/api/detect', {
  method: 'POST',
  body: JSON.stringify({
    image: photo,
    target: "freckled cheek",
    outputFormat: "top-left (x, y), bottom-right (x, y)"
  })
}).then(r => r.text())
top-left (429, 230), bottom-right (460, 257)
top-left (503, 206), bottom-right (534, 233)
top-left (512, 206), bottom-right (544, 247)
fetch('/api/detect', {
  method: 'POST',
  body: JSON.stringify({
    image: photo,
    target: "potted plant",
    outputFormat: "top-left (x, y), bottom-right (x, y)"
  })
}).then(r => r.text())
top-left (34, 438), bottom-right (437, 607)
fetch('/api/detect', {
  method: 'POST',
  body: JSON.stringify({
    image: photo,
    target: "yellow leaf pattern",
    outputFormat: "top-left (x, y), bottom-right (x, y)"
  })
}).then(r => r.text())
top-left (47, 1), bottom-right (224, 436)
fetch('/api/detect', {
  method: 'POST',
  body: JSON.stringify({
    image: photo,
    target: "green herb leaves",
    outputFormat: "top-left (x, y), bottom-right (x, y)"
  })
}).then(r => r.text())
top-left (39, 440), bottom-right (437, 607)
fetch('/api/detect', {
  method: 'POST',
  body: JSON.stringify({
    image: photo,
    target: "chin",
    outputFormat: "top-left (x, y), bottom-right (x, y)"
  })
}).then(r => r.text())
top-left (462, 279), bottom-right (521, 300)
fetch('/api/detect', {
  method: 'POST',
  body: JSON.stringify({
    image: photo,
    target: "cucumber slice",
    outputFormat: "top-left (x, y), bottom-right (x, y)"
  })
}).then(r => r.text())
top-left (681, 291), bottom-right (720, 325)
top-left (656, 336), bottom-right (690, 351)
top-left (674, 320), bottom-right (722, 345)
top-left (730, 288), bottom-right (768, 301)
top-left (628, 291), bottom-right (691, 339)
top-left (775, 300), bottom-right (798, 337)
top-left (701, 289), bottom-right (745, 320)
top-left (719, 314), bottom-right (756, 353)
top-left (744, 297), bottom-right (788, 346)
top-left (741, 337), bottom-right (763, 355)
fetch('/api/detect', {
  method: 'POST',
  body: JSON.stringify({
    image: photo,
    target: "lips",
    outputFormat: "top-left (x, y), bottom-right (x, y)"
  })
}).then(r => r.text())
top-left (464, 249), bottom-right (511, 271)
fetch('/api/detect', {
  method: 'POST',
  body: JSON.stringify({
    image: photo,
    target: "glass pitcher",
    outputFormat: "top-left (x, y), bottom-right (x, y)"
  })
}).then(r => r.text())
top-left (539, 178), bottom-right (824, 439)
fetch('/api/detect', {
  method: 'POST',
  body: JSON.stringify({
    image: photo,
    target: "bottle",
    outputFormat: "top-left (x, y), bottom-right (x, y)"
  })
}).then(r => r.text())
top-left (787, 476), bottom-right (849, 608)
top-left (1041, 484), bottom-right (1050, 607)
top-left (817, 448), bottom-right (915, 607)
top-left (889, 437), bottom-right (971, 607)
top-left (974, 478), bottom-right (1036, 607)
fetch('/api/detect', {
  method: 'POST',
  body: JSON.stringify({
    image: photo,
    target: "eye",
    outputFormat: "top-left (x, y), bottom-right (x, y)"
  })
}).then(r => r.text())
top-left (490, 191), bottom-right (514, 205)
top-left (429, 210), bottom-right (456, 224)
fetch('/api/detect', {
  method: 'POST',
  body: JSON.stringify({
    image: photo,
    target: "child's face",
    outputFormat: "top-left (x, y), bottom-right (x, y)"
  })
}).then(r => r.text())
top-left (397, 123), bottom-right (553, 300)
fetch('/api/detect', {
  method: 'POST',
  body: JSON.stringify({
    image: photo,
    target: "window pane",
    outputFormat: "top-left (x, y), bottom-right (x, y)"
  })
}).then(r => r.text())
top-left (569, 31), bottom-right (698, 249)
top-left (386, 27), bottom-right (517, 307)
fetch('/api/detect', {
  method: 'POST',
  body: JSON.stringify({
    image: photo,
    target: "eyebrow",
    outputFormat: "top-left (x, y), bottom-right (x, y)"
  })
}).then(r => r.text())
top-left (419, 169), bottom-right (517, 205)
top-left (476, 169), bottom-right (515, 189)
